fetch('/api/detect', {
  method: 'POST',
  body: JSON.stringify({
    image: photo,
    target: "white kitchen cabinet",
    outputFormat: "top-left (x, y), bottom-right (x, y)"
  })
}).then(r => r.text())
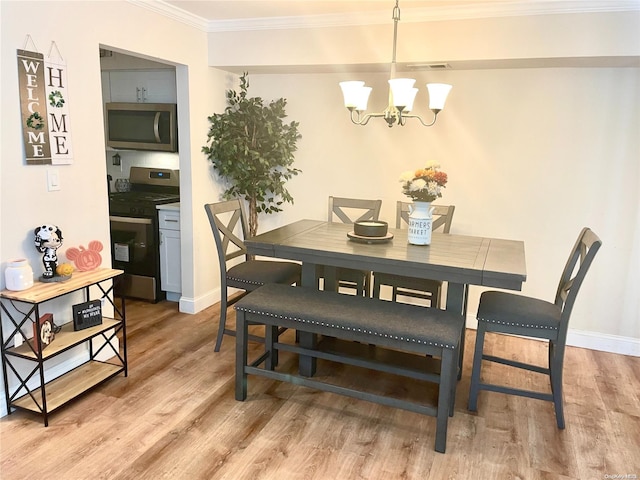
top-left (107, 69), bottom-right (176, 103)
top-left (158, 206), bottom-right (181, 300)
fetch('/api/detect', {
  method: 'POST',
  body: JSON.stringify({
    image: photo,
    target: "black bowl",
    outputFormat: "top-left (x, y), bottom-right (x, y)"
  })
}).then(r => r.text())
top-left (353, 220), bottom-right (388, 238)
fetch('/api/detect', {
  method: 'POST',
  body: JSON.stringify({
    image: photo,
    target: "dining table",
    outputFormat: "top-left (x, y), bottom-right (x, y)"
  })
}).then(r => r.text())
top-left (245, 219), bottom-right (527, 376)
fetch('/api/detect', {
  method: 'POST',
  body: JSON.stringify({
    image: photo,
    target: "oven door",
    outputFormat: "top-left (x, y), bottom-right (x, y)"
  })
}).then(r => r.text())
top-left (109, 215), bottom-right (160, 301)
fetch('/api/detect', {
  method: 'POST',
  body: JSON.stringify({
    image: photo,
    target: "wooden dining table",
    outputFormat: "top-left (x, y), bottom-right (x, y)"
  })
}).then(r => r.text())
top-left (245, 219), bottom-right (527, 376)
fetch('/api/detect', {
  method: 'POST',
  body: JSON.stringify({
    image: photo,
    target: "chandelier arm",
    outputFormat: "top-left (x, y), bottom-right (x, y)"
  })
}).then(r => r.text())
top-left (401, 112), bottom-right (439, 127)
top-left (349, 110), bottom-right (380, 126)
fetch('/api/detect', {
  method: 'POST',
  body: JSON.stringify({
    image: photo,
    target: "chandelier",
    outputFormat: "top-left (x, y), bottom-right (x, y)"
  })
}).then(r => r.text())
top-left (339, 0), bottom-right (452, 128)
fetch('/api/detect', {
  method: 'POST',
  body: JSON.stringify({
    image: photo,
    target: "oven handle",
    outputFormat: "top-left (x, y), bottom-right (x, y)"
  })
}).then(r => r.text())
top-left (153, 112), bottom-right (161, 143)
top-left (109, 216), bottom-right (153, 225)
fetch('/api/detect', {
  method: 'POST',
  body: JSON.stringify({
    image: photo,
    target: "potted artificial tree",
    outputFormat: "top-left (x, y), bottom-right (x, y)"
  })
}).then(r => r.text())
top-left (202, 73), bottom-right (301, 237)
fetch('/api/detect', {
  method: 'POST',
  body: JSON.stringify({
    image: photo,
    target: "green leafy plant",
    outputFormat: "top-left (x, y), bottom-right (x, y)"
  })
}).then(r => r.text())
top-left (202, 73), bottom-right (302, 237)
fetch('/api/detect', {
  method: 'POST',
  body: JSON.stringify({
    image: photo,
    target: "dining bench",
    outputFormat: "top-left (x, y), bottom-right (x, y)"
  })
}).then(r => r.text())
top-left (234, 283), bottom-right (465, 453)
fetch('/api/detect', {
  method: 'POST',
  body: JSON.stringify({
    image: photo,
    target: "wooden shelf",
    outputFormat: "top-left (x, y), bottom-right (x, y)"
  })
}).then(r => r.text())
top-left (1, 268), bottom-right (127, 426)
top-left (11, 361), bottom-right (124, 413)
top-left (0, 268), bottom-right (123, 304)
top-left (6, 319), bottom-right (122, 360)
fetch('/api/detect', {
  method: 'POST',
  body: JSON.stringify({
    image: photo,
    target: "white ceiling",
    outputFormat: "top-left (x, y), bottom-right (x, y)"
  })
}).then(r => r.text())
top-left (122, 1), bottom-right (640, 71)
top-left (154, 0), bottom-right (640, 31)
top-left (163, 1), bottom-right (480, 20)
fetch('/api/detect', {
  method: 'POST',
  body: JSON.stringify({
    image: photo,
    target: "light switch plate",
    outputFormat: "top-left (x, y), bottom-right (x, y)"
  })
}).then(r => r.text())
top-left (47, 169), bottom-right (60, 191)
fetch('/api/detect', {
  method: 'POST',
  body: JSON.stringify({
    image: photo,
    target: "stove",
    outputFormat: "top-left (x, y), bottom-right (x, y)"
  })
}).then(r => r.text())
top-left (110, 191), bottom-right (181, 216)
top-left (109, 167), bottom-right (180, 302)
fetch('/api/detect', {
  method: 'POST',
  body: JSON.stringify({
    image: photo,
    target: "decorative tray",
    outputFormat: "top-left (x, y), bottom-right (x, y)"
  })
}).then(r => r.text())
top-left (347, 231), bottom-right (394, 244)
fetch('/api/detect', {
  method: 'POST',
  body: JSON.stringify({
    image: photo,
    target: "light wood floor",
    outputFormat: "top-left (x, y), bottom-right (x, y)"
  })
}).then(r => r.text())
top-left (1, 298), bottom-right (639, 480)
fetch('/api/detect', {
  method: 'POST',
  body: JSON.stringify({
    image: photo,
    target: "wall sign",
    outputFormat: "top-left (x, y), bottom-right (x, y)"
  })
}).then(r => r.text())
top-left (17, 44), bottom-right (73, 165)
top-left (72, 300), bottom-right (103, 331)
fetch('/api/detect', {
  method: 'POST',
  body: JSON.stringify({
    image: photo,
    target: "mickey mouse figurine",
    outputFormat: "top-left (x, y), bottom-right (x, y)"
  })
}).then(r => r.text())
top-left (34, 224), bottom-right (64, 281)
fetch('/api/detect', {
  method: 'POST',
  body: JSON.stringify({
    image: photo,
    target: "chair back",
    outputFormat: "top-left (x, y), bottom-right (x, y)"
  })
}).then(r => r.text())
top-left (396, 201), bottom-right (455, 232)
top-left (555, 227), bottom-right (602, 333)
top-left (328, 196), bottom-right (382, 224)
top-left (204, 199), bottom-right (250, 273)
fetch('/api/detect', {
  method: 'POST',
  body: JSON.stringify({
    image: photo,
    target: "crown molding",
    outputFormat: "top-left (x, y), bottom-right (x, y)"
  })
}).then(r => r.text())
top-left (127, 0), bottom-right (209, 30)
top-left (129, 1), bottom-right (640, 33)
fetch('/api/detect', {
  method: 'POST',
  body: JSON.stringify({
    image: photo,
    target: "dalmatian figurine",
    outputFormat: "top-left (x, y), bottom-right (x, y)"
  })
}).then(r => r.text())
top-left (34, 224), bottom-right (63, 280)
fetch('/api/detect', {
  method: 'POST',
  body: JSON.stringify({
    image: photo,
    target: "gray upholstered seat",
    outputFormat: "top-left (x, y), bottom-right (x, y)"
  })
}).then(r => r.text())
top-left (234, 283), bottom-right (465, 453)
top-left (236, 284), bottom-right (464, 352)
top-left (468, 227), bottom-right (602, 429)
top-left (475, 292), bottom-right (562, 330)
top-left (204, 199), bottom-right (301, 352)
top-left (373, 202), bottom-right (455, 307)
top-left (227, 260), bottom-right (300, 289)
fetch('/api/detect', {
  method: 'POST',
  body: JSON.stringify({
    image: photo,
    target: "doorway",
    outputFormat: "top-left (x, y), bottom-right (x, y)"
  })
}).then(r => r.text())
top-left (99, 47), bottom-right (186, 305)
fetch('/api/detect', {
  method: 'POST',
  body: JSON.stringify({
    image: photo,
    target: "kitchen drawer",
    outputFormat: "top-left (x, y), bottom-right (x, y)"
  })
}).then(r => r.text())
top-left (158, 210), bottom-right (180, 230)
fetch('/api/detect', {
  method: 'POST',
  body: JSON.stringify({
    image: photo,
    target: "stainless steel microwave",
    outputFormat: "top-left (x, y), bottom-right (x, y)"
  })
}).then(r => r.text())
top-left (106, 102), bottom-right (177, 152)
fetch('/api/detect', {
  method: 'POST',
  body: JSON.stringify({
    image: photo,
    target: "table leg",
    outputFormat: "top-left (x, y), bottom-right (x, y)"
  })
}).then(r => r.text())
top-left (445, 283), bottom-right (468, 379)
top-left (323, 266), bottom-right (338, 292)
top-left (445, 283), bottom-right (465, 316)
top-left (299, 263), bottom-right (318, 376)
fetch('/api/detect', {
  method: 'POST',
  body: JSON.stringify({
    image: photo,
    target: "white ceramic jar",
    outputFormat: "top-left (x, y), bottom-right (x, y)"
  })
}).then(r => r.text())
top-left (408, 201), bottom-right (435, 245)
top-left (4, 259), bottom-right (34, 291)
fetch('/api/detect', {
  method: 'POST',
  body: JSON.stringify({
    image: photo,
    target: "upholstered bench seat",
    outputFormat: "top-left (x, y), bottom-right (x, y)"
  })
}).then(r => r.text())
top-left (234, 283), bottom-right (465, 453)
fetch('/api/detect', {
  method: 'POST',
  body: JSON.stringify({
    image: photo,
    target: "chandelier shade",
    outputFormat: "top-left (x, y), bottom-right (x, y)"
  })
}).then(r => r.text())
top-left (339, 0), bottom-right (452, 127)
top-left (339, 81), bottom-right (372, 111)
top-left (427, 83), bottom-right (453, 111)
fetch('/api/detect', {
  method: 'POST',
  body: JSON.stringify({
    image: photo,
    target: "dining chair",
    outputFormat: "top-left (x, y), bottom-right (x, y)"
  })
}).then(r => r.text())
top-left (372, 202), bottom-right (455, 307)
top-left (468, 227), bottom-right (602, 429)
top-left (326, 196), bottom-right (383, 296)
top-left (204, 199), bottom-right (302, 352)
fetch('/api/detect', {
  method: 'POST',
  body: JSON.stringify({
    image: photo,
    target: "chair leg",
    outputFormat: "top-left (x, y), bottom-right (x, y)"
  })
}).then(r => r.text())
top-left (363, 273), bottom-right (372, 297)
top-left (214, 290), bottom-right (228, 352)
top-left (434, 284), bottom-right (442, 309)
top-left (457, 324), bottom-right (465, 381)
top-left (372, 277), bottom-right (382, 299)
top-left (468, 323), bottom-right (487, 412)
top-left (235, 310), bottom-right (248, 401)
top-left (549, 341), bottom-right (566, 429)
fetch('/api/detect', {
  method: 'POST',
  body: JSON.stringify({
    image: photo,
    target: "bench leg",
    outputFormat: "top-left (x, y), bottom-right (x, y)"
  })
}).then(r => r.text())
top-left (235, 310), bottom-right (248, 401)
top-left (435, 348), bottom-right (456, 453)
top-left (265, 324), bottom-right (278, 370)
top-left (445, 282), bottom-right (466, 380)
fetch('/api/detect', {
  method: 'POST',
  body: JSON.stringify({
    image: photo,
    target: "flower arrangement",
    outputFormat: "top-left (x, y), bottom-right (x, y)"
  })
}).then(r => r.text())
top-left (399, 162), bottom-right (448, 202)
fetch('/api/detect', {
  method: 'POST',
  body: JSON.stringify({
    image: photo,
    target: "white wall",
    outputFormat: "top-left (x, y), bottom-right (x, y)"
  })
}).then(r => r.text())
top-left (204, 6), bottom-right (639, 353)
top-left (242, 68), bottom-right (640, 352)
top-left (0, 1), bottom-right (227, 415)
top-left (0, 0), bottom-right (226, 306)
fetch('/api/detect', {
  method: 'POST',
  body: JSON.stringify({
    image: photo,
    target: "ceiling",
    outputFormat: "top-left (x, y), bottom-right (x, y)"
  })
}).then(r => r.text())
top-left (163, 1), bottom-right (481, 20)
top-left (156, 0), bottom-right (640, 31)
top-left (125, 1), bottom-right (640, 71)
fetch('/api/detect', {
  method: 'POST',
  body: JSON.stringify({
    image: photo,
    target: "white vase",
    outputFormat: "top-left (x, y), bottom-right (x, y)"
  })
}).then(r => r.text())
top-left (4, 258), bottom-right (34, 291)
top-left (408, 201), bottom-right (434, 245)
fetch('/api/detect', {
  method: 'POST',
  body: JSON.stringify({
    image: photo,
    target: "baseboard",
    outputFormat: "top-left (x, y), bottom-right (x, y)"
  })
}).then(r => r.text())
top-left (465, 317), bottom-right (640, 357)
top-left (179, 287), bottom-right (221, 314)
top-left (566, 329), bottom-right (640, 357)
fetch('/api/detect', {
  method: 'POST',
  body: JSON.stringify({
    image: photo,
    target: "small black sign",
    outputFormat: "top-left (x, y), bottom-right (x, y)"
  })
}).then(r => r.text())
top-left (72, 300), bottom-right (103, 331)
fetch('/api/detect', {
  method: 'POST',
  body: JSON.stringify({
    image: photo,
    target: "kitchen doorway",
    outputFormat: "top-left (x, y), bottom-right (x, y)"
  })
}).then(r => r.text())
top-left (99, 46), bottom-right (186, 305)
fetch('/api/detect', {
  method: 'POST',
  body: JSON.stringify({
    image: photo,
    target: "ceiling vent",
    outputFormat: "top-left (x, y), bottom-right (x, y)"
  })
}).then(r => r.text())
top-left (407, 63), bottom-right (452, 70)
